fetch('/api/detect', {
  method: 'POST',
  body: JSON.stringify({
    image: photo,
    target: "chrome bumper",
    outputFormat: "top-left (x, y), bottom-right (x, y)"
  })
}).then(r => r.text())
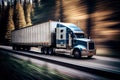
top-left (81, 49), bottom-right (96, 56)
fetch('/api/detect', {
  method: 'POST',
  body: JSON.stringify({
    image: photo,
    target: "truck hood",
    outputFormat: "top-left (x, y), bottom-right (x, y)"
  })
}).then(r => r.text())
top-left (75, 38), bottom-right (93, 42)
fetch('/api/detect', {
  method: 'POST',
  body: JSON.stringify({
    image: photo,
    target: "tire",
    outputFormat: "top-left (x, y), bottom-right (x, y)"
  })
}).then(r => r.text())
top-left (48, 48), bottom-right (54, 55)
top-left (23, 47), bottom-right (27, 51)
top-left (23, 47), bottom-right (26, 51)
top-left (41, 48), bottom-right (44, 54)
top-left (12, 46), bottom-right (16, 50)
top-left (16, 46), bottom-right (20, 50)
top-left (19, 46), bottom-right (25, 51)
top-left (27, 47), bottom-right (30, 51)
top-left (44, 48), bottom-right (48, 54)
top-left (73, 49), bottom-right (81, 58)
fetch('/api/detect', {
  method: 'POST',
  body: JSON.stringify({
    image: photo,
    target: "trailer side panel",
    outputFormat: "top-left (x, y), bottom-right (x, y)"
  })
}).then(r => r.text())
top-left (11, 22), bottom-right (52, 46)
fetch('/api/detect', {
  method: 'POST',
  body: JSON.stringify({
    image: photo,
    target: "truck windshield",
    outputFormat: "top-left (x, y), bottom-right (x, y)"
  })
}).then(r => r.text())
top-left (75, 33), bottom-right (84, 38)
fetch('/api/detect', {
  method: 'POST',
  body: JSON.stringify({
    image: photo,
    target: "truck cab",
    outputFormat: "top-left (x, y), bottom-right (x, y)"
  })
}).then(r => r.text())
top-left (55, 22), bottom-right (96, 58)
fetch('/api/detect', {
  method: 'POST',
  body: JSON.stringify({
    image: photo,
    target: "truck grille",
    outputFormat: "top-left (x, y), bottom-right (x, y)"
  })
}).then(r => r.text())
top-left (89, 42), bottom-right (95, 50)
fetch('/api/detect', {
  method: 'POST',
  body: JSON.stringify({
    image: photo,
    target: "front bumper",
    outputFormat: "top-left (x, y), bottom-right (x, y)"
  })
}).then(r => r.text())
top-left (81, 49), bottom-right (96, 56)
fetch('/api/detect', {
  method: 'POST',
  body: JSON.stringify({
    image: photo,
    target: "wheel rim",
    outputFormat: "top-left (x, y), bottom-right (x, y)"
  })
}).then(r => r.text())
top-left (48, 49), bottom-right (53, 55)
top-left (41, 48), bottom-right (44, 53)
top-left (44, 48), bottom-right (47, 54)
top-left (74, 50), bottom-right (80, 58)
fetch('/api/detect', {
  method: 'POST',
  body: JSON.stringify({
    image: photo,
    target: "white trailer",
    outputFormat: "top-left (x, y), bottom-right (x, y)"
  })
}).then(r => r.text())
top-left (12, 21), bottom-right (57, 46)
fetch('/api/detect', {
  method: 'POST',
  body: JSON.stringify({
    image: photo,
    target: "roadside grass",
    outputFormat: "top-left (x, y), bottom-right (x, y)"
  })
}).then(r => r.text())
top-left (0, 50), bottom-right (82, 80)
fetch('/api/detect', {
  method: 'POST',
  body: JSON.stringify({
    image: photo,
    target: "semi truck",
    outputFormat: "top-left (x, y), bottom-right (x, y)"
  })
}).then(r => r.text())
top-left (11, 21), bottom-right (96, 58)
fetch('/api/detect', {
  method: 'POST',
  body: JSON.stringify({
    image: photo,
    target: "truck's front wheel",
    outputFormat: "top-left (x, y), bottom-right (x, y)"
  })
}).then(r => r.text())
top-left (73, 49), bottom-right (81, 58)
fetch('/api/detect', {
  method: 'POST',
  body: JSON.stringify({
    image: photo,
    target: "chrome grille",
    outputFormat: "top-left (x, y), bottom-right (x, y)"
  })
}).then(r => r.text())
top-left (89, 42), bottom-right (95, 50)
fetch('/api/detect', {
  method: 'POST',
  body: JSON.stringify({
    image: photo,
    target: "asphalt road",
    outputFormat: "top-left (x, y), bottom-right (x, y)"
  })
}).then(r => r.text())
top-left (0, 45), bottom-right (120, 80)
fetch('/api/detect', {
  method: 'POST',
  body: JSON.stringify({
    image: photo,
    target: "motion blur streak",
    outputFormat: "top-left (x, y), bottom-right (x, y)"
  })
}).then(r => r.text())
top-left (50, 0), bottom-right (120, 57)
top-left (4, 0), bottom-right (118, 57)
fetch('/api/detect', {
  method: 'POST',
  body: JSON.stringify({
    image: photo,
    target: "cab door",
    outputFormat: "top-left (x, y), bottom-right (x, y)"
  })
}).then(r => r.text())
top-left (56, 27), bottom-right (67, 48)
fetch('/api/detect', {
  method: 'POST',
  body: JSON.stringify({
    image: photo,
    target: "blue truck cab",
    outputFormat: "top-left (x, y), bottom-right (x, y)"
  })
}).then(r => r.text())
top-left (55, 22), bottom-right (96, 58)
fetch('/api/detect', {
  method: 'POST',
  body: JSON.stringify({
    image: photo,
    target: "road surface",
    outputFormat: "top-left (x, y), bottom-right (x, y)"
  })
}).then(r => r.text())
top-left (0, 45), bottom-right (120, 80)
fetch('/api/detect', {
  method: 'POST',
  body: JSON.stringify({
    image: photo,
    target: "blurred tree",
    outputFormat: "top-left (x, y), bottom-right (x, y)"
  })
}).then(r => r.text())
top-left (0, 1), bottom-right (3, 43)
top-left (59, 0), bottom-right (64, 22)
top-left (84, 0), bottom-right (96, 38)
top-left (0, 3), bottom-right (2, 21)
top-left (24, 1), bottom-right (32, 26)
top-left (0, 0), bottom-right (8, 44)
top-left (13, 1), bottom-right (26, 29)
top-left (5, 6), bottom-right (15, 42)
top-left (34, 0), bottom-right (40, 7)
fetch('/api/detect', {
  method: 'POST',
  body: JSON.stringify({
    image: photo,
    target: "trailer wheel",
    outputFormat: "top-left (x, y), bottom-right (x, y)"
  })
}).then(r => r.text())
top-left (41, 48), bottom-right (44, 54)
top-left (73, 49), bottom-right (81, 58)
top-left (27, 47), bottom-right (30, 51)
top-left (16, 46), bottom-right (20, 50)
top-left (23, 47), bottom-right (26, 51)
top-left (23, 47), bottom-right (30, 51)
top-left (12, 46), bottom-right (15, 50)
